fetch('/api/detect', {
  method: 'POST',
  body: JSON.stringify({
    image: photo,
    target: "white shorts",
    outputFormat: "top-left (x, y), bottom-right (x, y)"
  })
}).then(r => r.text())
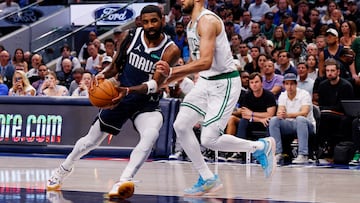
top-left (182, 72), bottom-right (241, 131)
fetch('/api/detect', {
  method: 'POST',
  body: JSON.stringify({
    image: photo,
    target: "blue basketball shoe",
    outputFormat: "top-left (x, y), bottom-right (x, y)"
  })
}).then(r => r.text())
top-left (253, 137), bottom-right (276, 178)
top-left (184, 175), bottom-right (223, 196)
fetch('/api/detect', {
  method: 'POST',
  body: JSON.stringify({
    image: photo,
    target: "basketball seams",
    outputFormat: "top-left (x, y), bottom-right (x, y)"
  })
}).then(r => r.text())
top-left (89, 79), bottom-right (119, 108)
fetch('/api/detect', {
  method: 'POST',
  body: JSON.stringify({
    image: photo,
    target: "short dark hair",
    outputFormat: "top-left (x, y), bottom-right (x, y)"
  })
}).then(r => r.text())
top-left (249, 72), bottom-right (263, 82)
top-left (324, 58), bottom-right (340, 69)
top-left (72, 67), bottom-right (84, 74)
top-left (60, 44), bottom-right (71, 53)
top-left (141, 5), bottom-right (162, 19)
top-left (104, 38), bottom-right (115, 44)
top-left (297, 61), bottom-right (308, 69)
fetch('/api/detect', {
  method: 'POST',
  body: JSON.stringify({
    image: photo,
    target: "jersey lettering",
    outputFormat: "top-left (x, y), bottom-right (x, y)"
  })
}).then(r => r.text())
top-left (128, 52), bottom-right (155, 73)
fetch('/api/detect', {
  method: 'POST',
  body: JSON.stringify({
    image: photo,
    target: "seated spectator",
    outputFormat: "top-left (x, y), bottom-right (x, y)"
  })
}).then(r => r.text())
top-left (306, 43), bottom-right (318, 57)
top-left (100, 56), bottom-right (112, 73)
top-left (269, 73), bottom-right (316, 164)
top-left (264, 40), bottom-right (275, 56)
top-left (93, 39), bottom-right (106, 55)
top-left (272, 26), bottom-right (291, 52)
top-left (306, 54), bottom-right (318, 81)
top-left (244, 46), bottom-right (261, 74)
top-left (260, 12), bottom-right (276, 40)
top-left (248, 0), bottom-right (271, 23)
top-left (39, 71), bottom-right (68, 96)
top-left (304, 27), bottom-right (315, 44)
top-left (68, 68), bottom-right (84, 96)
top-left (277, 50), bottom-right (297, 76)
top-left (102, 38), bottom-right (116, 58)
top-left (0, 75), bottom-right (8, 95)
top-left (71, 70), bottom-right (92, 97)
top-left (234, 72), bottom-right (277, 140)
top-left (0, 50), bottom-right (15, 88)
top-left (296, 61), bottom-right (315, 95)
top-left (243, 23), bottom-right (262, 48)
top-left (55, 44), bottom-right (81, 72)
top-left (280, 12), bottom-right (298, 40)
top-left (78, 31), bottom-right (103, 67)
top-left (262, 60), bottom-right (284, 99)
top-left (337, 47), bottom-right (357, 90)
top-left (8, 70), bottom-right (36, 96)
top-left (238, 70), bottom-right (250, 105)
top-left (317, 58), bottom-right (354, 159)
top-left (85, 42), bottom-right (102, 75)
top-left (14, 62), bottom-right (26, 72)
top-left (56, 58), bottom-right (74, 89)
top-left (26, 54), bottom-right (42, 84)
top-left (12, 48), bottom-right (28, 72)
top-left (239, 11), bottom-right (253, 42)
top-left (290, 42), bottom-right (306, 67)
top-left (257, 54), bottom-right (269, 75)
top-left (291, 25), bottom-right (308, 56)
top-left (234, 43), bottom-right (252, 71)
top-left (32, 64), bottom-right (48, 95)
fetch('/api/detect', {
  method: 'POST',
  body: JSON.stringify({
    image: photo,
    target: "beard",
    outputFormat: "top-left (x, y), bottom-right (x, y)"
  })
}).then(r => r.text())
top-left (327, 75), bottom-right (338, 81)
top-left (176, 30), bottom-right (183, 35)
top-left (182, 2), bottom-right (194, 14)
top-left (144, 26), bottom-right (162, 41)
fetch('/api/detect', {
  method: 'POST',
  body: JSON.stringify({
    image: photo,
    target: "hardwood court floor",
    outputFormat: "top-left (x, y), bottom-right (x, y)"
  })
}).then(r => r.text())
top-left (1, 154), bottom-right (360, 203)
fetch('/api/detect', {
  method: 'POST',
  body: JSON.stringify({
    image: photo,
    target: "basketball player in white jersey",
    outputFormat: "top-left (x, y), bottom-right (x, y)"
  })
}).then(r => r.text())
top-left (156, 0), bottom-right (276, 196)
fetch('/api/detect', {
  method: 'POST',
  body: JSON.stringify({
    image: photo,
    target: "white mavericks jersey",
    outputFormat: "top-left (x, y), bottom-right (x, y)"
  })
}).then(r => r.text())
top-left (186, 9), bottom-right (236, 78)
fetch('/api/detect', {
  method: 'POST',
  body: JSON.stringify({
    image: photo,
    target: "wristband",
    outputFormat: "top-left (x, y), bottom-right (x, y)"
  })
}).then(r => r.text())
top-left (143, 79), bottom-right (158, 94)
top-left (125, 87), bottom-right (130, 96)
top-left (167, 68), bottom-right (173, 79)
top-left (250, 111), bottom-right (254, 122)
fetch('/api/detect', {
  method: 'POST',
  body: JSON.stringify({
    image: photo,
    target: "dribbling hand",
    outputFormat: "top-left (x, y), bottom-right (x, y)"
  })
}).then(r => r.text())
top-left (94, 73), bottom-right (105, 87)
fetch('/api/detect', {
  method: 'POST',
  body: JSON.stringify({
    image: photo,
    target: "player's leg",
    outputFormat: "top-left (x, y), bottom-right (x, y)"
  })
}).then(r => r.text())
top-left (173, 79), bottom-right (222, 196)
top-left (174, 106), bottom-right (223, 196)
top-left (108, 111), bottom-right (163, 199)
top-left (201, 77), bottom-right (275, 177)
top-left (47, 120), bottom-right (108, 190)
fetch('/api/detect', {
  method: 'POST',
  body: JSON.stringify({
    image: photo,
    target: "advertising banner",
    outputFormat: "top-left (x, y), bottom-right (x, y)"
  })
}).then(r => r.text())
top-left (70, 3), bottom-right (156, 26)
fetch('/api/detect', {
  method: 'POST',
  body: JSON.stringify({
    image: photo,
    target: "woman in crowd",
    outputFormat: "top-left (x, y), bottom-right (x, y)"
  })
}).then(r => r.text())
top-left (8, 70), bottom-right (35, 96)
top-left (257, 54), bottom-right (269, 76)
top-left (39, 71), bottom-right (68, 96)
top-left (306, 54), bottom-right (318, 80)
top-left (71, 70), bottom-right (92, 97)
top-left (12, 48), bottom-right (28, 72)
top-left (272, 26), bottom-right (291, 52)
top-left (339, 21), bottom-right (357, 47)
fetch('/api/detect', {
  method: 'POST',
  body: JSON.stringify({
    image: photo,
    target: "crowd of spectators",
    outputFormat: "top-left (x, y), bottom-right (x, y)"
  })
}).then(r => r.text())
top-left (1, 0), bottom-right (360, 165)
top-left (164, 0), bottom-right (360, 165)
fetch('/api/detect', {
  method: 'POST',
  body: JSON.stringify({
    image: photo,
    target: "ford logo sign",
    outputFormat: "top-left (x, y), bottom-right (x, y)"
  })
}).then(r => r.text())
top-left (5, 8), bottom-right (43, 24)
top-left (94, 6), bottom-right (135, 24)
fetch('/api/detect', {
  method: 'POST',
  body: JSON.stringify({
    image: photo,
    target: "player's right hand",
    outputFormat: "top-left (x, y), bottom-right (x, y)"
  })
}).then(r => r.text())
top-left (112, 87), bottom-right (128, 103)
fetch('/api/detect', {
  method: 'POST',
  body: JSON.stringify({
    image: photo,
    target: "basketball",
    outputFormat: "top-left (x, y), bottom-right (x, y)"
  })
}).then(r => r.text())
top-left (88, 78), bottom-right (120, 109)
